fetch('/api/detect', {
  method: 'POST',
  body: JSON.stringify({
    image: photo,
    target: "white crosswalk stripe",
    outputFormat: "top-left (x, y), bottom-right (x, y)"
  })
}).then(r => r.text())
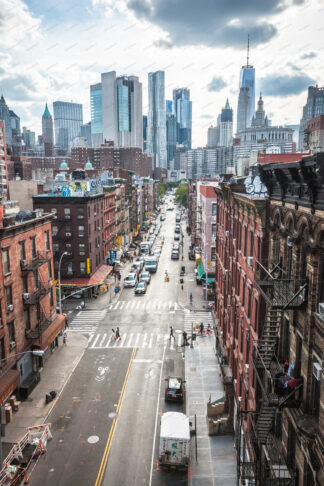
top-left (183, 311), bottom-right (214, 334)
top-left (107, 299), bottom-right (178, 312)
top-left (88, 331), bottom-right (178, 349)
top-left (69, 310), bottom-right (107, 334)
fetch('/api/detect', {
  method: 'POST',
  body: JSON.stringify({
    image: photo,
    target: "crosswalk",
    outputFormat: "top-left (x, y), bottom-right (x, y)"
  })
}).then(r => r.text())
top-left (107, 299), bottom-right (178, 312)
top-left (184, 311), bottom-right (214, 334)
top-left (68, 310), bottom-right (107, 334)
top-left (88, 331), bottom-right (183, 350)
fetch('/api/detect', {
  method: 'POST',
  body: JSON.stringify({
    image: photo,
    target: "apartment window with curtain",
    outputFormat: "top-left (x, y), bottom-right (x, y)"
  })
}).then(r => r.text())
top-left (19, 241), bottom-right (26, 261)
top-left (2, 248), bottom-right (10, 274)
top-left (212, 203), bottom-right (217, 216)
top-left (31, 237), bottom-right (36, 258)
top-left (212, 224), bottom-right (216, 237)
top-left (6, 285), bottom-right (12, 307)
top-left (45, 230), bottom-right (50, 251)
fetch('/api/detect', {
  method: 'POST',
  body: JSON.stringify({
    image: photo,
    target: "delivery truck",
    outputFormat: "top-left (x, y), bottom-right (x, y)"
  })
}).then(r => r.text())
top-left (159, 412), bottom-right (190, 470)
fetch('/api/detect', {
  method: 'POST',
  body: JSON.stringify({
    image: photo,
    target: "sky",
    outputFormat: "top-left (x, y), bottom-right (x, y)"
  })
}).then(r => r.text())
top-left (0, 0), bottom-right (323, 147)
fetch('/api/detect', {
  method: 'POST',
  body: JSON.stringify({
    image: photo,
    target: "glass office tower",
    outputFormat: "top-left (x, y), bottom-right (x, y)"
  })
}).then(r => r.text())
top-left (147, 71), bottom-right (167, 169)
top-left (53, 101), bottom-right (83, 152)
top-left (173, 88), bottom-right (192, 149)
top-left (90, 84), bottom-right (103, 147)
top-left (239, 66), bottom-right (255, 123)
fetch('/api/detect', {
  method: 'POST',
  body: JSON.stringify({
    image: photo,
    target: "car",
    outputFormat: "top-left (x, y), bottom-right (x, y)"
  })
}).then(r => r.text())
top-left (140, 271), bottom-right (151, 284)
top-left (174, 234), bottom-right (180, 241)
top-left (166, 207), bottom-right (173, 211)
top-left (171, 250), bottom-right (179, 260)
top-left (135, 282), bottom-right (147, 295)
top-left (134, 259), bottom-right (144, 270)
top-left (132, 261), bottom-right (143, 272)
top-left (153, 248), bottom-right (161, 259)
top-left (124, 273), bottom-right (137, 288)
top-left (165, 377), bottom-right (185, 402)
top-left (173, 243), bottom-right (179, 250)
top-left (136, 256), bottom-right (145, 265)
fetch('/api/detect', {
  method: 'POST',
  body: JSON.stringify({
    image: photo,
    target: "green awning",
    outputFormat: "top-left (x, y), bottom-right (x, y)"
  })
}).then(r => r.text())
top-left (207, 278), bottom-right (215, 284)
top-left (197, 261), bottom-right (204, 279)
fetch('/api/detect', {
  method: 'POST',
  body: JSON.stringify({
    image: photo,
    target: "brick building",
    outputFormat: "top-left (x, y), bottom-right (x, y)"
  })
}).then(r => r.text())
top-left (0, 210), bottom-right (65, 410)
top-left (236, 153), bottom-right (324, 485)
top-left (306, 115), bottom-right (324, 154)
top-left (33, 193), bottom-right (112, 293)
top-left (103, 187), bottom-right (116, 261)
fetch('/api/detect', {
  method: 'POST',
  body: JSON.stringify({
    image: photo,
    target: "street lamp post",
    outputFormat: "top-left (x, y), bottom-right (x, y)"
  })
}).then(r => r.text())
top-left (58, 252), bottom-right (68, 314)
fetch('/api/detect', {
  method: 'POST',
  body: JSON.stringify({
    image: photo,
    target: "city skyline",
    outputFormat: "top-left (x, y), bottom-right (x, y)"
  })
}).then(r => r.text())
top-left (0, 0), bottom-right (322, 147)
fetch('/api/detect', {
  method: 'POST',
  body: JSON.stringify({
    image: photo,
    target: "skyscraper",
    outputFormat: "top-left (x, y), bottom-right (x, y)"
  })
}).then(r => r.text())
top-left (207, 126), bottom-right (219, 147)
top-left (236, 87), bottom-right (251, 133)
top-left (173, 88), bottom-right (192, 149)
top-left (42, 103), bottom-right (54, 144)
top-left (53, 101), bottom-right (83, 152)
top-left (219, 99), bottom-right (233, 147)
top-left (238, 36), bottom-right (255, 125)
top-left (80, 122), bottom-right (92, 146)
top-left (143, 115), bottom-right (147, 152)
top-left (0, 95), bottom-right (12, 146)
top-left (147, 71), bottom-right (167, 169)
top-left (90, 72), bottom-right (142, 149)
top-left (298, 85), bottom-right (324, 150)
top-left (166, 113), bottom-right (177, 168)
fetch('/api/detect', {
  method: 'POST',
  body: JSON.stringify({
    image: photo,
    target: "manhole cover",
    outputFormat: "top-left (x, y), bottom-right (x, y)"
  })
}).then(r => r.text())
top-left (88, 435), bottom-right (99, 444)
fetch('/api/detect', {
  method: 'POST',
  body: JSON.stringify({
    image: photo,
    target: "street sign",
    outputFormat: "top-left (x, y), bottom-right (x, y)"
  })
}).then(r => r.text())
top-left (207, 262), bottom-right (211, 266)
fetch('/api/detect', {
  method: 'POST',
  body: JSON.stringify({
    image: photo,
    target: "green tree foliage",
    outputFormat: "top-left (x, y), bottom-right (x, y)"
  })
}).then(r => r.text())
top-left (175, 184), bottom-right (188, 207)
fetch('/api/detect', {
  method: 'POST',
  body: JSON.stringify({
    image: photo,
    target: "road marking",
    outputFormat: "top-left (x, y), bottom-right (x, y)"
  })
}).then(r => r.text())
top-left (99, 334), bottom-right (107, 347)
top-left (105, 335), bottom-right (113, 348)
top-left (127, 332), bottom-right (133, 347)
top-left (119, 333), bottom-right (127, 347)
top-left (91, 334), bottom-right (101, 348)
top-left (134, 333), bottom-right (140, 347)
top-left (148, 334), bottom-right (153, 348)
top-left (95, 347), bottom-right (136, 486)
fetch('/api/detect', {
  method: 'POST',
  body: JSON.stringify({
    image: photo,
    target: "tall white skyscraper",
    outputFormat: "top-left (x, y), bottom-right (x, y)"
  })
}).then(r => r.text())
top-left (147, 71), bottom-right (167, 169)
top-left (219, 99), bottom-right (233, 147)
top-left (237, 35), bottom-right (255, 129)
top-left (90, 71), bottom-right (142, 148)
top-left (53, 101), bottom-right (83, 152)
top-left (236, 87), bottom-right (251, 133)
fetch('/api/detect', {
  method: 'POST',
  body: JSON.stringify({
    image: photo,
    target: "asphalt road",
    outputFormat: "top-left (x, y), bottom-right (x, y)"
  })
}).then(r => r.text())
top-left (31, 198), bottom-right (188, 486)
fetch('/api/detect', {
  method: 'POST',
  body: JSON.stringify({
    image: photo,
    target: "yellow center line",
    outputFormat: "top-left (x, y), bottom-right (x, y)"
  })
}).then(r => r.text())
top-left (94, 347), bottom-right (137, 486)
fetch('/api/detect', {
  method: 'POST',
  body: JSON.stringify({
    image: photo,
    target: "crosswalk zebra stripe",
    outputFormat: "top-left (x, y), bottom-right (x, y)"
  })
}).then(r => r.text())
top-left (99, 334), bottom-right (107, 347)
top-left (91, 334), bottom-right (101, 347)
top-left (120, 334), bottom-right (127, 346)
top-left (105, 335), bottom-right (113, 348)
top-left (134, 333), bottom-right (140, 347)
top-left (127, 333), bottom-right (134, 347)
top-left (88, 332), bottom-right (180, 349)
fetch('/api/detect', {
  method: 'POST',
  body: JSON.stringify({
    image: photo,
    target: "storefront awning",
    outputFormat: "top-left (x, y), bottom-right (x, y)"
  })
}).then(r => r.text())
top-left (60, 264), bottom-right (113, 287)
top-left (0, 369), bottom-right (20, 406)
top-left (197, 261), bottom-right (215, 283)
top-left (197, 261), bottom-right (204, 279)
top-left (35, 314), bottom-right (66, 351)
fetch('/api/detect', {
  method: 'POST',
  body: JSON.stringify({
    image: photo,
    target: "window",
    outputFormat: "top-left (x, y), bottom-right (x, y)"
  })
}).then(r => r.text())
top-left (19, 241), bottom-right (26, 261)
top-left (77, 208), bottom-right (84, 219)
top-left (52, 226), bottom-right (58, 236)
top-left (67, 262), bottom-right (73, 274)
top-left (50, 287), bottom-right (54, 307)
top-left (45, 230), bottom-right (50, 251)
top-left (212, 224), bottom-right (216, 237)
top-left (80, 262), bottom-right (86, 274)
top-left (0, 337), bottom-right (5, 361)
top-left (88, 206), bottom-right (90, 217)
top-left (78, 225), bottom-right (85, 237)
top-left (8, 321), bottom-right (15, 342)
top-left (65, 225), bottom-right (71, 236)
top-left (66, 243), bottom-right (72, 252)
top-left (64, 208), bottom-right (71, 219)
top-left (212, 203), bottom-right (217, 216)
top-left (242, 278), bottom-right (246, 306)
top-left (23, 275), bottom-right (28, 293)
top-left (33, 269), bottom-right (38, 289)
top-left (89, 224), bottom-right (91, 235)
top-left (48, 261), bottom-right (52, 279)
top-left (53, 243), bottom-right (59, 254)
top-left (248, 288), bottom-right (252, 318)
top-left (24, 309), bottom-right (31, 330)
top-left (2, 248), bottom-right (10, 274)
top-left (250, 231), bottom-right (254, 257)
top-left (79, 243), bottom-right (86, 256)
top-left (211, 247), bottom-right (216, 261)
top-left (244, 227), bottom-right (248, 255)
top-left (31, 237), bottom-right (36, 258)
top-left (6, 286), bottom-right (12, 307)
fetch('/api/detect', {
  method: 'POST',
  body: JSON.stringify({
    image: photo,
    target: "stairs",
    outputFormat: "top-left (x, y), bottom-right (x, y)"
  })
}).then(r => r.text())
top-left (255, 308), bottom-right (282, 369)
top-left (255, 404), bottom-right (276, 445)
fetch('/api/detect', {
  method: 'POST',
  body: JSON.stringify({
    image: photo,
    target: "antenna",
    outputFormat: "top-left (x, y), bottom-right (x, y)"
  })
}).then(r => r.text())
top-left (247, 33), bottom-right (250, 66)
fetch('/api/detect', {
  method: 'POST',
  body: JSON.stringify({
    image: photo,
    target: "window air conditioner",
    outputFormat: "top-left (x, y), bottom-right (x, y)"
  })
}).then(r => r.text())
top-left (23, 293), bottom-right (30, 300)
top-left (247, 256), bottom-right (254, 266)
top-left (313, 362), bottom-right (322, 381)
top-left (225, 230), bottom-right (229, 237)
top-left (287, 236), bottom-right (293, 247)
top-left (233, 239), bottom-right (236, 246)
top-left (9, 341), bottom-right (16, 351)
top-left (21, 260), bottom-right (27, 267)
top-left (98, 227), bottom-right (101, 231)
top-left (245, 364), bottom-right (249, 374)
top-left (318, 302), bottom-right (324, 316)
top-left (7, 304), bottom-right (13, 312)
top-left (65, 232), bottom-right (72, 237)
top-left (224, 270), bottom-right (229, 276)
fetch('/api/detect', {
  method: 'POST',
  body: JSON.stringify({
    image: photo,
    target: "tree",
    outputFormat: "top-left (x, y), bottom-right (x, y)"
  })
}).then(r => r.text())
top-left (158, 182), bottom-right (167, 198)
top-left (175, 184), bottom-right (188, 207)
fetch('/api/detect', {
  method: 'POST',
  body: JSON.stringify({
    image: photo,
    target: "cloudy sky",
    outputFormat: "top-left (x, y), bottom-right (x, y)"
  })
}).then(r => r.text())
top-left (0, 0), bottom-right (323, 147)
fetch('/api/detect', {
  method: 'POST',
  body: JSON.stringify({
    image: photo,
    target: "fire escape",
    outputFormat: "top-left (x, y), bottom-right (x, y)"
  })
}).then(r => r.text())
top-left (237, 260), bottom-right (307, 486)
top-left (21, 253), bottom-right (52, 340)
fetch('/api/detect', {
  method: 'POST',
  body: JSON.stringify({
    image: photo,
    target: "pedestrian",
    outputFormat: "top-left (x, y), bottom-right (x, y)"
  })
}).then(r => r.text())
top-left (190, 292), bottom-right (193, 304)
top-left (116, 327), bottom-right (120, 340)
top-left (118, 272), bottom-right (121, 282)
top-left (63, 331), bottom-right (67, 345)
top-left (114, 273), bottom-right (117, 282)
top-left (200, 322), bottom-right (204, 335)
top-left (207, 323), bottom-right (211, 335)
top-left (183, 331), bottom-right (188, 346)
top-left (169, 326), bottom-right (174, 340)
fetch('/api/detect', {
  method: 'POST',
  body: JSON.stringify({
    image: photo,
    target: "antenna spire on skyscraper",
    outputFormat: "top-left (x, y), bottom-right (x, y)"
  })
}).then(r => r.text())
top-left (247, 33), bottom-right (250, 66)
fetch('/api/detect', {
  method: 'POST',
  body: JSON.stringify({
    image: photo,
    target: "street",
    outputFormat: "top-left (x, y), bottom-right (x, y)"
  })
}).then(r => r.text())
top-left (31, 203), bottom-right (189, 486)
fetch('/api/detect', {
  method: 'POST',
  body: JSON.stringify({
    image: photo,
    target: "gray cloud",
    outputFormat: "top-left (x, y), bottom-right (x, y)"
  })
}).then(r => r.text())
top-left (207, 76), bottom-right (227, 92)
top-left (127, 0), bottom-right (305, 48)
top-left (301, 52), bottom-right (317, 59)
top-left (259, 73), bottom-right (316, 97)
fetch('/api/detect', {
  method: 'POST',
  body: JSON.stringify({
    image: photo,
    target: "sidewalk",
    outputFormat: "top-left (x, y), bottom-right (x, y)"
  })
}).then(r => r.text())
top-left (185, 329), bottom-right (237, 486)
top-left (1, 333), bottom-right (88, 457)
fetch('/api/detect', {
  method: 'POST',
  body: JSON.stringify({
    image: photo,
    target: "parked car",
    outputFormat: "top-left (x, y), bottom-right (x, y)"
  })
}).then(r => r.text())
top-left (153, 248), bottom-right (161, 259)
top-left (173, 243), bottom-right (179, 250)
top-left (135, 281), bottom-right (147, 295)
top-left (140, 271), bottom-right (151, 284)
top-left (124, 273), bottom-right (137, 288)
top-left (165, 377), bottom-right (185, 402)
top-left (174, 234), bottom-right (180, 241)
top-left (171, 249), bottom-right (179, 260)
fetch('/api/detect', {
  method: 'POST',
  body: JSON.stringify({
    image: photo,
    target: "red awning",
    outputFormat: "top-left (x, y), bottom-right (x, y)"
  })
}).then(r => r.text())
top-left (35, 314), bottom-right (66, 351)
top-left (0, 369), bottom-right (20, 406)
top-left (60, 264), bottom-right (113, 287)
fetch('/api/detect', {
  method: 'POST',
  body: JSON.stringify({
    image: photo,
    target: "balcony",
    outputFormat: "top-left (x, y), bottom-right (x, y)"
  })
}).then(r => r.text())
top-left (254, 260), bottom-right (307, 309)
top-left (22, 285), bottom-right (49, 306)
top-left (20, 252), bottom-right (48, 272)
